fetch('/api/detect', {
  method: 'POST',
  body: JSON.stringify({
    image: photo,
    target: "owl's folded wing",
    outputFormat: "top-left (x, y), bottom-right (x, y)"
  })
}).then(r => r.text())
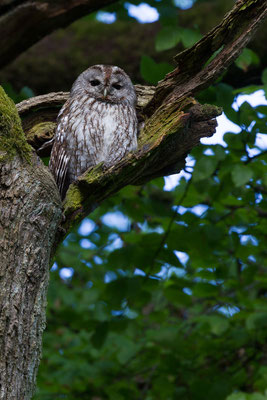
top-left (49, 140), bottom-right (70, 199)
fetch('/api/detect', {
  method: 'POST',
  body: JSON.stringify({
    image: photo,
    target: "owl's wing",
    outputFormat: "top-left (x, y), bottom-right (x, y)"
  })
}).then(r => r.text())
top-left (50, 142), bottom-right (70, 199)
top-left (49, 104), bottom-right (71, 199)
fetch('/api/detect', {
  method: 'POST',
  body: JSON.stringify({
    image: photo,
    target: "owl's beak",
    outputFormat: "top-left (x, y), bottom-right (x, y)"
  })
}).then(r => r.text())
top-left (103, 87), bottom-right (108, 98)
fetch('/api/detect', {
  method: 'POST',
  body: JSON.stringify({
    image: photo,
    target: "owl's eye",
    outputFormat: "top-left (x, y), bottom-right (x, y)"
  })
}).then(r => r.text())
top-left (90, 79), bottom-right (101, 86)
top-left (112, 83), bottom-right (122, 90)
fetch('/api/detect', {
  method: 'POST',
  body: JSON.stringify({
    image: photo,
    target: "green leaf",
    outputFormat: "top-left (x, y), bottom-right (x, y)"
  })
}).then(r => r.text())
top-left (233, 85), bottom-right (263, 95)
top-left (223, 132), bottom-right (243, 150)
top-left (235, 48), bottom-right (260, 71)
top-left (20, 86), bottom-right (34, 98)
top-left (155, 26), bottom-right (181, 51)
top-left (164, 284), bottom-right (192, 306)
top-left (216, 83), bottom-right (239, 123)
top-left (239, 101), bottom-right (257, 127)
top-left (208, 316), bottom-right (230, 336)
top-left (146, 326), bottom-right (179, 343)
top-left (231, 165), bottom-right (254, 187)
top-left (246, 312), bottom-right (267, 331)
top-left (263, 174), bottom-right (267, 187)
top-left (226, 393), bottom-right (247, 400)
top-left (213, 145), bottom-right (227, 161)
top-left (180, 28), bottom-right (202, 48)
top-left (115, 337), bottom-right (140, 364)
top-left (140, 55), bottom-right (173, 85)
top-left (192, 156), bottom-right (218, 182)
top-left (91, 322), bottom-right (109, 349)
top-left (250, 394), bottom-right (267, 400)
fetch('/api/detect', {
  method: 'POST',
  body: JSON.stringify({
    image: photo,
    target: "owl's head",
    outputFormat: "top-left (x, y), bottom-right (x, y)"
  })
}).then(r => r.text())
top-left (71, 65), bottom-right (137, 107)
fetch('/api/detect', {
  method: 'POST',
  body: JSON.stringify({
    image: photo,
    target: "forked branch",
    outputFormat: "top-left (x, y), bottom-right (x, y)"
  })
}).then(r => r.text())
top-left (15, 0), bottom-right (267, 241)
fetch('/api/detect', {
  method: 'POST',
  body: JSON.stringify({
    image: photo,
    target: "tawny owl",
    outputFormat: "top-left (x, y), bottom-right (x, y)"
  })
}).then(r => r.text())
top-left (49, 65), bottom-right (138, 198)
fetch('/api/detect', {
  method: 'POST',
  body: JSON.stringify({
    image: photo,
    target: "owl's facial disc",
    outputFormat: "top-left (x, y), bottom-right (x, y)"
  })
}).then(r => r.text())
top-left (71, 65), bottom-right (136, 107)
top-left (86, 68), bottom-right (126, 102)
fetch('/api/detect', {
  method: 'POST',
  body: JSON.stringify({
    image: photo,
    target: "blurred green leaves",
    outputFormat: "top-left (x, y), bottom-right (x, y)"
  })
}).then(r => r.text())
top-left (140, 55), bottom-right (173, 84)
top-left (231, 165), bottom-right (254, 187)
top-left (155, 26), bottom-right (181, 51)
top-left (2, 82), bottom-right (34, 103)
top-left (155, 26), bottom-right (201, 52)
top-left (235, 48), bottom-right (260, 72)
top-left (36, 80), bottom-right (267, 397)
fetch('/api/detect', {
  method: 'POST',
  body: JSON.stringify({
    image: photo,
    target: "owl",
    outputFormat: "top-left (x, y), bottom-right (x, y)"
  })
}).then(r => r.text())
top-left (49, 65), bottom-right (138, 198)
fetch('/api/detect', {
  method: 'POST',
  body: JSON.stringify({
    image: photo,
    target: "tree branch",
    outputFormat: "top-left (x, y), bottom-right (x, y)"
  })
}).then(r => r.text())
top-left (16, 90), bottom-right (220, 244)
top-left (15, 0), bottom-right (267, 244)
top-left (145, 0), bottom-right (267, 115)
top-left (0, 0), bottom-right (118, 69)
top-left (60, 100), bottom-right (219, 238)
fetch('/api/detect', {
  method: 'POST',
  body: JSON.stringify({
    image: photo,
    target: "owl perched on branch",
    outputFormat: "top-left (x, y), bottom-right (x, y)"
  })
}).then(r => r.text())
top-left (49, 65), bottom-right (138, 199)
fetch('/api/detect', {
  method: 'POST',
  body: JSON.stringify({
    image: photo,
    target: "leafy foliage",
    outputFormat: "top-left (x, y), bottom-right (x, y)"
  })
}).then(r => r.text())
top-left (35, 88), bottom-right (267, 400)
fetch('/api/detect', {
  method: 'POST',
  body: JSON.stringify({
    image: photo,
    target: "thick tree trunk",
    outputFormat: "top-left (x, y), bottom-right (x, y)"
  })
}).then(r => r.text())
top-left (0, 89), bottom-right (62, 399)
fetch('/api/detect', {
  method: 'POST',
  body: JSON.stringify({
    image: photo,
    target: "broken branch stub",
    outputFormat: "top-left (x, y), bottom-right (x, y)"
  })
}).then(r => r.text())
top-left (16, 85), bottom-right (221, 241)
top-left (61, 97), bottom-right (220, 235)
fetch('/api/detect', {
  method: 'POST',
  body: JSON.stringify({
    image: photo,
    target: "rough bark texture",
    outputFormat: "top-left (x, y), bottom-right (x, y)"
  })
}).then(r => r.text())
top-left (0, 88), bottom-right (62, 400)
top-left (0, 0), bottom-right (118, 69)
top-left (0, 0), bottom-right (266, 398)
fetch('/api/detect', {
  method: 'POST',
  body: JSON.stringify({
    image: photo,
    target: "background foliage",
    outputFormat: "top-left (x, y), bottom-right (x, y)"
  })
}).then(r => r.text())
top-left (4, 0), bottom-right (267, 399)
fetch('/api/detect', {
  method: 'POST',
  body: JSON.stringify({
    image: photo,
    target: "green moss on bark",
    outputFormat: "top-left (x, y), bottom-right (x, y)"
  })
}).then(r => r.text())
top-left (240, 0), bottom-right (255, 10)
top-left (64, 185), bottom-right (83, 211)
top-left (0, 86), bottom-right (32, 162)
top-left (139, 97), bottom-right (196, 145)
top-left (27, 122), bottom-right (56, 143)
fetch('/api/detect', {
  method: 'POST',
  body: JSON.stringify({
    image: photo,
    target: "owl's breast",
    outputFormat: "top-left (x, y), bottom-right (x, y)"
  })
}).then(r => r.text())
top-left (100, 104), bottom-right (122, 152)
top-left (67, 96), bottom-right (137, 172)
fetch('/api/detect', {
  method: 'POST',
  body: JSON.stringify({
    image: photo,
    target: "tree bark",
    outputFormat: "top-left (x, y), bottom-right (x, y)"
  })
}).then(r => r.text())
top-left (0, 0), bottom-right (266, 398)
top-left (0, 0), bottom-right (118, 69)
top-left (0, 88), bottom-right (62, 400)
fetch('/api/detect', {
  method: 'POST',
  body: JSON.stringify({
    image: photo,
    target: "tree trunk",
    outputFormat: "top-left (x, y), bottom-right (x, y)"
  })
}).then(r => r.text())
top-left (0, 88), bottom-right (62, 400)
